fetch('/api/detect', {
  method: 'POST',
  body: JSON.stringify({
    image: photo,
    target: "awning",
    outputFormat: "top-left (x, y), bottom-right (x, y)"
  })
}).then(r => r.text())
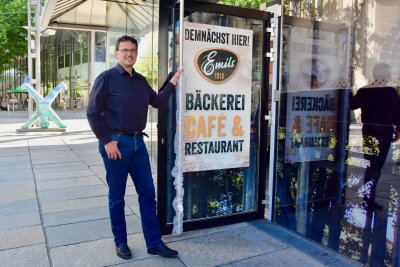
top-left (40, 0), bottom-right (157, 35)
top-left (40, 0), bottom-right (106, 29)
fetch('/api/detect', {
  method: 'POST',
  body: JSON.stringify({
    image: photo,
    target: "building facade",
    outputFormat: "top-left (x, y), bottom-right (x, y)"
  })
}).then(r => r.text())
top-left (275, 1), bottom-right (400, 266)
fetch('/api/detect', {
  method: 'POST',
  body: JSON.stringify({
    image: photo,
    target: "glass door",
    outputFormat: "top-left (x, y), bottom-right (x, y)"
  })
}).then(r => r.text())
top-left (157, 1), bottom-right (271, 234)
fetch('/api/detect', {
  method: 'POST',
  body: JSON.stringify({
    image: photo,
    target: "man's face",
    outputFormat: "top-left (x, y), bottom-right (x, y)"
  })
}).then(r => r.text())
top-left (115, 41), bottom-right (138, 68)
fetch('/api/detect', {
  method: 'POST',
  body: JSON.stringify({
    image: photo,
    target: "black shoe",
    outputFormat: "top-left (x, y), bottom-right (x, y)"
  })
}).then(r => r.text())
top-left (116, 244), bottom-right (132, 259)
top-left (147, 243), bottom-right (178, 258)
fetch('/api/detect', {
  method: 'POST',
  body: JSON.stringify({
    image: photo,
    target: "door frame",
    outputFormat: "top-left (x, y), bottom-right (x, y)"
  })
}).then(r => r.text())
top-left (157, 0), bottom-right (272, 234)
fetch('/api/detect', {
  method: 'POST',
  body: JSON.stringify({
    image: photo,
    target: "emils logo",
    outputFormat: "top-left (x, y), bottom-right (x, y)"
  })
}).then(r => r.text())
top-left (194, 49), bottom-right (239, 83)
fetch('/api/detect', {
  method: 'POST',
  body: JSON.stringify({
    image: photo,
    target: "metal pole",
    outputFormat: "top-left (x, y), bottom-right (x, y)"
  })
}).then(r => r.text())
top-left (27, 0), bottom-right (33, 116)
top-left (178, 0), bottom-right (184, 183)
top-left (267, 17), bottom-right (280, 221)
top-left (27, 0), bottom-right (41, 119)
top-left (172, 0), bottom-right (185, 236)
top-left (35, 0), bottom-right (41, 98)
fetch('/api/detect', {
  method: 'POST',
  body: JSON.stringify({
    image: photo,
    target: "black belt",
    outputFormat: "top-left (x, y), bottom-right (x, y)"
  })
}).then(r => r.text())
top-left (109, 130), bottom-right (149, 138)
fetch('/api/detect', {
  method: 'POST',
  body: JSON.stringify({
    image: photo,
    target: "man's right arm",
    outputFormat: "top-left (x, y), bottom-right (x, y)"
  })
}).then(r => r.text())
top-left (87, 72), bottom-right (112, 145)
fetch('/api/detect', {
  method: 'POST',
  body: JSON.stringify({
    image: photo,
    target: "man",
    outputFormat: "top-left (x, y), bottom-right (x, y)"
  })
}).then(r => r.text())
top-left (351, 63), bottom-right (400, 211)
top-left (87, 35), bottom-right (182, 260)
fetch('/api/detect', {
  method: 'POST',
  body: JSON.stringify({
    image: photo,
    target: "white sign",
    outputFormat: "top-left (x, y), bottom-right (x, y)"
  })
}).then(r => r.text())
top-left (182, 22), bottom-right (253, 172)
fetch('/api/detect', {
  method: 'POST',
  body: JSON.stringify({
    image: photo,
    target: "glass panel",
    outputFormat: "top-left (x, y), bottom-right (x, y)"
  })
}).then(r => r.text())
top-left (126, 1), bottom-right (159, 164)
top-left (106, 2), bottom-right (127, 68)
top-left (58, 55), bottom-right (64, 69)
top-left (93, 32), bottom-right (107, 86)
top-left (166, 11), bottom-right (263, 223)
top-left (64, 53), bottom-right (70, 68)
top-left (82, 47), bottom-right (88, 64)
top-left (95, 32), bottom-right (106, 63)
top-left (74, 50), bottom-right (81, 65)
top-left (277, 1), bottom-right (400, 266)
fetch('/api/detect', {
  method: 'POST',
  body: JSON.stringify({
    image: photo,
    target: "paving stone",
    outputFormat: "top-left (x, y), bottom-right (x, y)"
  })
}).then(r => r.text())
top-left (0, 199), bottom-right (39, 216)
top-left (38, 184), bottom-right (108, 202)
top-left (70, 148), bottom-right (99, 155)
top-left (0, 225), bottom-right (45, 250)
top-left (30, 150), bottom-right (74, 158)
top-left (171, 229), bottom-right (284, 267)
top-left (163, 223), bottom-right (250, 244)
top-left (0, 147), bottom-right (29, 157)
top-left (0, 139), bottom-right (27, 148)
top-left (90, 165), bottom-right (106, 178)
top-left (32, 155), bottom-right (81, 165)
top-left (81, 157), bottom-right (104, 166)
top-left (50, 234), bottom-right (149, 267)
top-left (0, 212), bottom-right (41, 231)
top-left (230, 225), bottom-right (287, 251)
top-left (28, 139), bottom-right (67, 147)
top-left (0, 180), bottom-right (36, 204)
top-left (43, 206), bottom-right (133, 227)
top-left (33, 161), bottom-right (87, 171)
top-left (249, 221), bottom-right (356, 265)
top-left (0, 170), bottom-right (33, 183)
top-left (67, 142), bottom-right (98, 150)
top-left (130, 205), bottom-right (141, 218)
top-left (37, 176), bottom-right (103, 191)
top-left (46, 215), bottom-right (142, 248)
top-left (0, 155), bottom-right (31, 166)
top-left (35, 169), bottom-right (95, 181)
top-left (41, 195), bottom-right (109, 214)
top-left (221, 247), bottom-right (325, 267)
top-left (0, 244), bottom-right (50, 267)
top-left (113, 255), bottom-right (186, 267)
top-left (325, 259), bottom-right (361, 267)
top-left (125, 194), bottom-right (139, 207)
top-left (0, 163), bottom-right (31, 172)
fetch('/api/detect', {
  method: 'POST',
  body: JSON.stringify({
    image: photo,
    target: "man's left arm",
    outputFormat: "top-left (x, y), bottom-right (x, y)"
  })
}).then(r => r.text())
top-left (149, 70), bottom-right (182, 108)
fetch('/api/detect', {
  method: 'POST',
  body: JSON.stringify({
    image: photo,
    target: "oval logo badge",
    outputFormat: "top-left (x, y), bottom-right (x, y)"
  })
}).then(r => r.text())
top-left (194, 48), bottom-right (239, 83)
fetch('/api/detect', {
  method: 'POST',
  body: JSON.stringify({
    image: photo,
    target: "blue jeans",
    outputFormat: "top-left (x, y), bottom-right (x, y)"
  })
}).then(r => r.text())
top-left (99, 134), bottom-right (162, 248)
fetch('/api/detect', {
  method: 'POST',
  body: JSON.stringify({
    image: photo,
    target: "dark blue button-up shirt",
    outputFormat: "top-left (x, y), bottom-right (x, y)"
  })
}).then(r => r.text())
top-left (87, 64), bottom-right (175, 144)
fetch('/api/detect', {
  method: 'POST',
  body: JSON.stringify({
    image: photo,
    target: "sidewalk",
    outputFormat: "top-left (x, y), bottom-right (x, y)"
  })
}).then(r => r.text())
top-left (0, 110), bottom-right (360, 267)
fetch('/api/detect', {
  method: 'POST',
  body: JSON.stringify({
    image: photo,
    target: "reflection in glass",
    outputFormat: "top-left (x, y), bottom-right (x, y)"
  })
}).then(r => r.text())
top-left (277, 1), bottom-right (400, 266)
top-left (40, 30), bottom-right (90, 109)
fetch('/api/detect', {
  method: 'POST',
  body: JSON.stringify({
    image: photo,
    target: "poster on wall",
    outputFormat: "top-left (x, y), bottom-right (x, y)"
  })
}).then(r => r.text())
top-left (181, 22), bottom-right (253, 172)
top-left (282, 18), bottom-right (351, 162)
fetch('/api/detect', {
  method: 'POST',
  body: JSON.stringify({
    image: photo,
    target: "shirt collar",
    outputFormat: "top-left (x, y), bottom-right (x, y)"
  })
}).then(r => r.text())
top-left (116, 63), bottom-right (137, 77)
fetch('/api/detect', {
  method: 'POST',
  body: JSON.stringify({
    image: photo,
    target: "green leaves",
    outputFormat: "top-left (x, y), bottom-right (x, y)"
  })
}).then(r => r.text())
top-left (218, 0), bottom-right (264, 9)
top-left (0, 0), bottom-right (27, 71)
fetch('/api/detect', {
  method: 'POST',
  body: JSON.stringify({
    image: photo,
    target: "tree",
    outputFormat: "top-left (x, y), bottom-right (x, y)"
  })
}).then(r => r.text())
top-left (0, 0), bottom-right (27, 72)
top-left (219, 0), bottom-right (265, 9)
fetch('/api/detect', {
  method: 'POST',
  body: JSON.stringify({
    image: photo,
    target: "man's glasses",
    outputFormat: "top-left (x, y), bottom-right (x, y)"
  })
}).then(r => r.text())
top-left (117, 49), bottom-right (137, 55)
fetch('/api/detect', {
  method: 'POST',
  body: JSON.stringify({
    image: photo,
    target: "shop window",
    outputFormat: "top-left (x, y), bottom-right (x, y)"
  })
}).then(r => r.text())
top-left (275, 1), bottom-right (400, 266)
